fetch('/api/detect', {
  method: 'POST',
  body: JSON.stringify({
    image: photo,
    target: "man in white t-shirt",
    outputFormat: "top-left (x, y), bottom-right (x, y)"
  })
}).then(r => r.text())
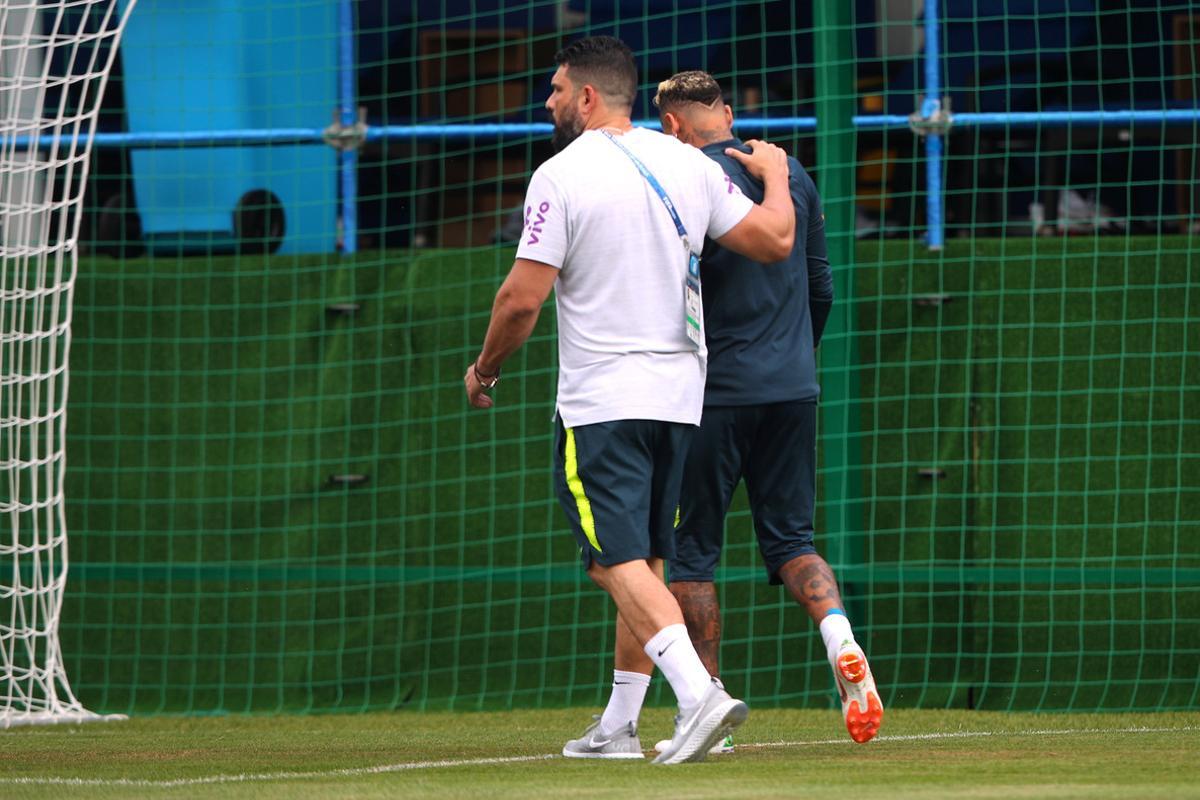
top-left (463, 35), bottom-right (795, 764)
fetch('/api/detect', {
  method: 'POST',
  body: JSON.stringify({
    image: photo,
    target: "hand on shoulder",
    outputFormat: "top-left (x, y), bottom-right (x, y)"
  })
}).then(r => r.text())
top-left (724, 139), bottom-right (788, 183)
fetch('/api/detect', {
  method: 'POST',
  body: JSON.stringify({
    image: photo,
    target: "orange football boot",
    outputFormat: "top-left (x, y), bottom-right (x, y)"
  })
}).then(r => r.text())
top-left (833, 643), bottom-right (883, 743)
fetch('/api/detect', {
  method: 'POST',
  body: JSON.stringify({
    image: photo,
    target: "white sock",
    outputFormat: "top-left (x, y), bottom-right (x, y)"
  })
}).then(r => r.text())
top-left (644, 623), bottom-right (711, 710)
top-left (599, 669), bottom-right (651, 735)
top-left (819, 611), bottom-right (856, 665)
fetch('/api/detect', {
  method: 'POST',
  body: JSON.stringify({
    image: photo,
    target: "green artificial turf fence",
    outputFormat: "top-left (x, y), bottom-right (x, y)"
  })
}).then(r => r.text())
top-left (56, 236), bottom-right (1198, 715)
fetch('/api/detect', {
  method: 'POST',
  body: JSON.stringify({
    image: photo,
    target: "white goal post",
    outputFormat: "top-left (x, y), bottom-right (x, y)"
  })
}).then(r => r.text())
top-left (1, 0), bottom-right (137, 728)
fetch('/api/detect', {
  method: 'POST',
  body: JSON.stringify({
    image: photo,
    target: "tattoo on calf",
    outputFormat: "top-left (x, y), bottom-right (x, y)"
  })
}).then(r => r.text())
top-left (671, 582), bottom-right (722, 676)
top-left (781, 556), bottom-right (843, 613)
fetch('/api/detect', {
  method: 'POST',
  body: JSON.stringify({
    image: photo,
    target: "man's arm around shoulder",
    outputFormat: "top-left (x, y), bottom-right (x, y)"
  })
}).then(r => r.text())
top-left (714, 140), bottom-right (795, 263)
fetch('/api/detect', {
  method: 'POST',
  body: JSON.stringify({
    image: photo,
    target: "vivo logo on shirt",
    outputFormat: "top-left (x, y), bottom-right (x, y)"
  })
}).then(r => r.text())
top-left (525, 201), bottom-right (551, 244)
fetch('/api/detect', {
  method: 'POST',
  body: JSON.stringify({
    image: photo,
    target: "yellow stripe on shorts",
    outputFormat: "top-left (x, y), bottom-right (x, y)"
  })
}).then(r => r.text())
top-left (564, 427), bottom-right (600, 553)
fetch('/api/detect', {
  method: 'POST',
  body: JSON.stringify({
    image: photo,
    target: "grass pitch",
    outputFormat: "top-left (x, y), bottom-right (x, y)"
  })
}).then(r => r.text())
top-left (1, 708), bottom-right (1196, 799)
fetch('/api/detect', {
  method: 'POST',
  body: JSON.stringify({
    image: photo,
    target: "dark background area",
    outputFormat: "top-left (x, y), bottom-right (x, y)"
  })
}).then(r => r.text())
top-left (82, 1), bottom-right (1197, 251)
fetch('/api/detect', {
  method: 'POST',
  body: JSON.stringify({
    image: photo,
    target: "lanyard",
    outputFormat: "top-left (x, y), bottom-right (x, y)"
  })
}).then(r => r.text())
top-left (601, 129), bottom-right (692, 252)
top-left (601, 129), bottom-right (704, 349)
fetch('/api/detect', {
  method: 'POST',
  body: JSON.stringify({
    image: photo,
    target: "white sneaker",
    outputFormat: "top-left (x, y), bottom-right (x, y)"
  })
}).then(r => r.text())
top-left (652, 679), bottom-right (748, 765)
top-left (562, 715), bottom-right (644, 759)
top-left (654, 733), bottom-right (733, 755)
top-left (832, 641), bottom-right (883, 743)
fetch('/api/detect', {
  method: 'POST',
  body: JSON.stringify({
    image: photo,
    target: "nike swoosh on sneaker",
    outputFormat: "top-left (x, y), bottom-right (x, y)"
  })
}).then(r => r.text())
top-left (587, 734), bottom-right (613, 747)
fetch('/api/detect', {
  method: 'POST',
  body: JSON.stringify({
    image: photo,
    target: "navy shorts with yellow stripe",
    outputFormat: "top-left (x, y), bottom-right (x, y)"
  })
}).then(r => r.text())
top-left (553, 416), bottom-right (693, 570)
top-left (673, 400), bottom-right (818, 585)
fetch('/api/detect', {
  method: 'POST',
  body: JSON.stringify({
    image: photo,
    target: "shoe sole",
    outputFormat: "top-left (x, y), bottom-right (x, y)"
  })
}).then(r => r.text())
top-left (653, 699), bottom-right (748, 765)
top-left (653, 738), bottom-right (734, 755)
top-left (561, 748), bottom-right (644, 760)
top-left (837, 650), bottom-right (883, 744)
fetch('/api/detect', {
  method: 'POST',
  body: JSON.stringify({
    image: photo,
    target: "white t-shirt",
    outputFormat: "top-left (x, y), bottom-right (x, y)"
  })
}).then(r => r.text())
top-left (515, 127), bottom-right (753, 427)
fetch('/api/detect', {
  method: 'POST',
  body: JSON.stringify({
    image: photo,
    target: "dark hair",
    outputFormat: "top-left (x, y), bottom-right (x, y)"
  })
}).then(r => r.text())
top-left (553, 35), bottom-right (637, 111)
top-left (653, 70), bottom-right (724, 111)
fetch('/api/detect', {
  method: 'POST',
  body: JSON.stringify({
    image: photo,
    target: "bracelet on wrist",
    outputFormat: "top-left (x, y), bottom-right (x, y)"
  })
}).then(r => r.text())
top-left (474, 361), bottom-right (500, 389)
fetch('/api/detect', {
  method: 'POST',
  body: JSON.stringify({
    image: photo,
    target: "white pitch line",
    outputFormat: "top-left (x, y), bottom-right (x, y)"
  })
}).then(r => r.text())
top-left (0, 754), bottom-right (560, 788)
top-left (0, 725), bottom-right (1192, 789)
top-left (741, 725), bottom-right (1199, 750)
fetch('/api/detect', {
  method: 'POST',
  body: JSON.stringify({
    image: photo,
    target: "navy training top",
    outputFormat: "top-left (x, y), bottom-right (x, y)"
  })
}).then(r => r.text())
top-left (698, 138), bottom-right (834, 406)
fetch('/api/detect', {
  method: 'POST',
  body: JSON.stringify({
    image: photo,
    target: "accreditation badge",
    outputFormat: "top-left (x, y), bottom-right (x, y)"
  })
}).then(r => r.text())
top-left (685, 250), bottom-right (703, 347)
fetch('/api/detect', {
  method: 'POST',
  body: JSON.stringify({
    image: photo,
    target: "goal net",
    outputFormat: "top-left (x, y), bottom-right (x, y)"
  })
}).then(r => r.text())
top-left (0, 0), bottom-right (136, 728)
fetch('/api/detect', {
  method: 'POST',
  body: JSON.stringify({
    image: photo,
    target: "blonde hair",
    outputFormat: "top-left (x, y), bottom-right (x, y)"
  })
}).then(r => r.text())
top-left (653, 70), bottom-right (724, 112)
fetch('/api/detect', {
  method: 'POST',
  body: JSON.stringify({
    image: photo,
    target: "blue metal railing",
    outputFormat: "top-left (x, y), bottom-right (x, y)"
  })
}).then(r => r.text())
top-left (337, 0), bottom-right (357, 255)
top-left (922, 0), bottom-right (945, 249)
top-left (15, 107), bottom-right (1197, 152)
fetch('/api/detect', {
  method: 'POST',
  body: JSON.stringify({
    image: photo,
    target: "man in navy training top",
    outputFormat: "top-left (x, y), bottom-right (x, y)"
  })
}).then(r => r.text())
top-left (584, 70), bottom-right (884, 757)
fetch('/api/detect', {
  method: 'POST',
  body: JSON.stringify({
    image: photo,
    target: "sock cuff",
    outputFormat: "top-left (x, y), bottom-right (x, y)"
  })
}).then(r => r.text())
top-left (613, 669), bottom-right (651, 687)
top-left (819, 611), bottom-right (856, 664)
top-left (819, 612), bottom-right (854, 638)
top-left (643, 623), bottom-right (688, 660)
top-left (824, 608), bottom-right (847, 617)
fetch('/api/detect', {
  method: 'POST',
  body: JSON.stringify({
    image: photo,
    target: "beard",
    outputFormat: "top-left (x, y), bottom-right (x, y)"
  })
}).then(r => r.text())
top-left (550, 108), bottom-right (584, 153)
